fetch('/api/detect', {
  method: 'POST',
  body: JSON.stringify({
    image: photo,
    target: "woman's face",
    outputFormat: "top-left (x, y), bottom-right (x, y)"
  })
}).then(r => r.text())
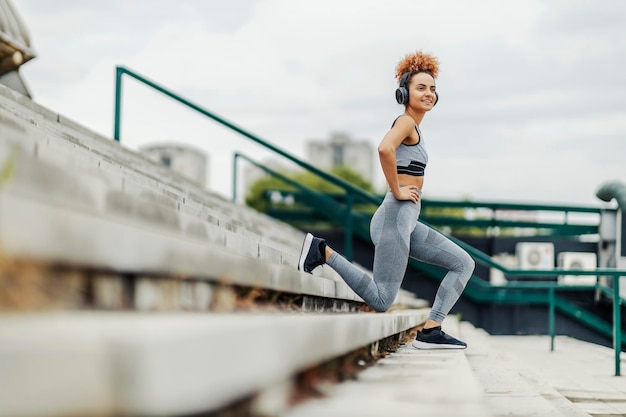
top-left (407, 72), bottom-right (437, 111)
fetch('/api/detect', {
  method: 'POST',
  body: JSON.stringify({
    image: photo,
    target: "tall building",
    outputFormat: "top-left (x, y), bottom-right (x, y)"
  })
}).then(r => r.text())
top-left (306, 132), bottom-right (375, 183)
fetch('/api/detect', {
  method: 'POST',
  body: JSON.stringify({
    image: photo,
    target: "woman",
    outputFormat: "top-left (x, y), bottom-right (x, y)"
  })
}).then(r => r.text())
top-left (298, 50), bottom-right (474, 349)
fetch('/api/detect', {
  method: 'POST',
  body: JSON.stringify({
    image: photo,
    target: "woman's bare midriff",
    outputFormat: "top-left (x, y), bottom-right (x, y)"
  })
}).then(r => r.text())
top-left (398, 174), bottom-right (424, 191)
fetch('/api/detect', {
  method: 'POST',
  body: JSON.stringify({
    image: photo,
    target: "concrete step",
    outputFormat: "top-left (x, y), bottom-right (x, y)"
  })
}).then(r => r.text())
top-left (282, 317), bottom-right (493, 417)
top-left (0, 309), bottom-right (429, 417)
top-left (0, 169), bottom-right (426, 311)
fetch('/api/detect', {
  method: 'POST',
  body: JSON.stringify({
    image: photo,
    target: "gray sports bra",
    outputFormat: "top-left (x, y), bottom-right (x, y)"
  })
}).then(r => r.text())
top-left (391, 117), bottom-right (429, 177)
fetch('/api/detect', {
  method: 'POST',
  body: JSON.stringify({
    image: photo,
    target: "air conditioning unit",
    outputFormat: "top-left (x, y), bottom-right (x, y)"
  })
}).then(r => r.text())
top-left (516, 242), bottom-right (555, 270)
top-left (490, 253), bottom-right (517, 285)
top-left (557, 252), bottom-right (597, 286)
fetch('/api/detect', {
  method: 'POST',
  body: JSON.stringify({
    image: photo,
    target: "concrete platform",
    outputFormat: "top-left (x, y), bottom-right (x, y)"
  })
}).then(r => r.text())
top-left (460, 322), bottom-right (591, 417)
top-left (469, 330), bottom-right (626, 416)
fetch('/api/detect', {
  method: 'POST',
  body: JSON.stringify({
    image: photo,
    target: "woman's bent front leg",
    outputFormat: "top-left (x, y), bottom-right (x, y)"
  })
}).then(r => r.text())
top-left (408, 222), bottom-right (475, 323)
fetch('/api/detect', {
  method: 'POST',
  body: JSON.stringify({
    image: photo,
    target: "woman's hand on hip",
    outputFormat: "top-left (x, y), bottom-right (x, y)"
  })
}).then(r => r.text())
top-left (394, 187), bottom-right (420, 203)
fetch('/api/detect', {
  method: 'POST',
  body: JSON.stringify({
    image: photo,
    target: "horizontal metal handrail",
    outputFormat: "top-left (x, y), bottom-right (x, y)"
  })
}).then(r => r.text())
top-left (272, 191), bottom-right (604, 214)
top-left (113, 66), bottom-right (375, 204)
top-left (419, 199), bottom-right (603, 214)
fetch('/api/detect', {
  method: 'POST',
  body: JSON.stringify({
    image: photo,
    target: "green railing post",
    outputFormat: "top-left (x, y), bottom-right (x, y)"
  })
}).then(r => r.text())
top-left (614, 276), bottom-right (622, 376)
top-left (549, 286), bottom-right (556, 351)
top-left (344, 193), bottom-right (354, 261)
top-left (113, 67), bottom-right (124, 141)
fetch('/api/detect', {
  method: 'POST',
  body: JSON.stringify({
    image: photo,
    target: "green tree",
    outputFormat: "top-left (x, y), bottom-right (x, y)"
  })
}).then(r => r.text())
top-left (245, 165), bottom-right (375, 214)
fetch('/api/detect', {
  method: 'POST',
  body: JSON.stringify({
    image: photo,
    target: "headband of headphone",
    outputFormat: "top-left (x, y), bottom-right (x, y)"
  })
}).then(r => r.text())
top-left (395, 71), bottom-right (439, 106)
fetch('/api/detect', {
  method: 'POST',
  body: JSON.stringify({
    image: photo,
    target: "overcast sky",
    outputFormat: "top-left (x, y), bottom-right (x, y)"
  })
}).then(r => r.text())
top-left (14, 0), bottom-right (626, 206)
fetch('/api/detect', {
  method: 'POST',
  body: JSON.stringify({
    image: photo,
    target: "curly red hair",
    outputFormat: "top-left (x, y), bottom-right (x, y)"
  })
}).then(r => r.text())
top-left (395, 50), bottom-right (439, 82)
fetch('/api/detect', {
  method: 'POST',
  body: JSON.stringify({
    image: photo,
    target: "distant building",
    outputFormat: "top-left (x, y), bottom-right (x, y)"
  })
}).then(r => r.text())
top-left (306, 132), bottom-right (375, 183)
top-left (140, 143), bottom-right (209, 187)
top-left (239, 133), bottom-right (375, 203)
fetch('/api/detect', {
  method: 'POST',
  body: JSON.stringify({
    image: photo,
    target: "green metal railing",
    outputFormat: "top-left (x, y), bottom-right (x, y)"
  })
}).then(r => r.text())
top-left (112, 66), bottom-right (626, 375)
top-left (261, 190), bottom-right (601, 237)
top-left (113, 65), bottom-right (376, 259)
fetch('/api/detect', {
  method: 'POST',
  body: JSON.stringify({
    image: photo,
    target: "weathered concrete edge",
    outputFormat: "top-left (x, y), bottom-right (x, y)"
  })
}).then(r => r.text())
top-left (0, 309), bottom-right (430, 416)
top-left (0, 189), bottom-right (360, 301)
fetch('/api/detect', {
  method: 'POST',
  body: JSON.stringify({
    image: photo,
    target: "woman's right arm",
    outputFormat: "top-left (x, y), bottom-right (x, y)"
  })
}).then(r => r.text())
top-left (377, 116), bottom-right (420, 203)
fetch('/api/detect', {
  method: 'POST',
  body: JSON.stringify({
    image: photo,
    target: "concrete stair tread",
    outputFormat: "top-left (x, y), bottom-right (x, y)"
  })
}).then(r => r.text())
top-left (485, 332), bottom-right (626, 416)
top-left (0, 309), bottom-right (429, 417)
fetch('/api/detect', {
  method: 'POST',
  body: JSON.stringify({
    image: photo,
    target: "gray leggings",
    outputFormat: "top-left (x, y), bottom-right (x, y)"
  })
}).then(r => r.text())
top-left (327, 190), bottom-right (475, 321)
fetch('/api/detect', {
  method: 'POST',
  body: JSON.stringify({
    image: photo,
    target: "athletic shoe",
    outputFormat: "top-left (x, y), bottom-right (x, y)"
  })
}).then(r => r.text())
top-left (298, 233), bottom-right (326, 273)
top-left (412, 326), bottom-right (467, 350)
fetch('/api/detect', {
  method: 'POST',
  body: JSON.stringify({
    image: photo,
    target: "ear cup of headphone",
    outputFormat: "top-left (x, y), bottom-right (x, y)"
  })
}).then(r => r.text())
top-left (395, 86), bottom-right (408, 104)
top-left (433, 91), bottom-right (439, 106)
top-left (395, 72), bottom-right (411, 105)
